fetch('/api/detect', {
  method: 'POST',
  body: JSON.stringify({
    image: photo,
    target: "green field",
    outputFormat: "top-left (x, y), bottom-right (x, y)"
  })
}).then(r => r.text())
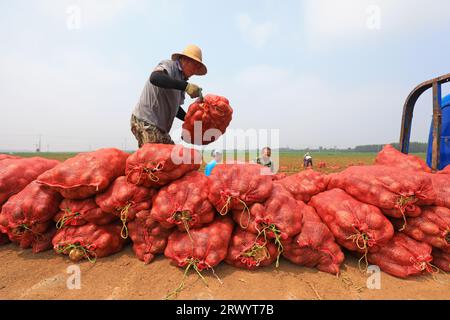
top-left (8, 151), bottom-right (427, 175)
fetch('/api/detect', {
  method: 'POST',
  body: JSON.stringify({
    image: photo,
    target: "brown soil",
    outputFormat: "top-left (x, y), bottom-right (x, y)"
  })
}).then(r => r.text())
top-left (0, 244), bottom-right (448, 300)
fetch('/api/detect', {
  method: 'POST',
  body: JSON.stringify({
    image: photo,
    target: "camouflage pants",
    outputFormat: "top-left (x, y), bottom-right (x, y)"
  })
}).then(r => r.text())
top-left (130, 114), bottom-right (174, 147)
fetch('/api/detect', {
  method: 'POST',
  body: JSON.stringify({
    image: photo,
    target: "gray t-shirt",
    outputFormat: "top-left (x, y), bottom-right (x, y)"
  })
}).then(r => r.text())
top-left (133, 60), bottom-right (186, 133)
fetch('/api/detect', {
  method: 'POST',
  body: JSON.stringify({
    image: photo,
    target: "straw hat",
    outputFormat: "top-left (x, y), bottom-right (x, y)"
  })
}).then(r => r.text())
top-left (172, 44), bottom-right (207, 76)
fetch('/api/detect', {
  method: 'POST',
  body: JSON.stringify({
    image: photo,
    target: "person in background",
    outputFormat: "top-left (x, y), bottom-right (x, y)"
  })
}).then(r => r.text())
top-left (130, 44), bottom-right (207, 147)
top-left (303, 152), bottom-right (313, 168)
top-left (205, 150), bottom-right (222, 176)
top-left (255, 147), bottom-right (274, 173)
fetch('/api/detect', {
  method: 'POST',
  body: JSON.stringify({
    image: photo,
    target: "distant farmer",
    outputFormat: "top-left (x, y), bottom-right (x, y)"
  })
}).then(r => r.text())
top-left (255, 147), bottom-right (274, 173)
top-left (205, 150), bottom-right (222, 177)
top-left (303, 152), bottom-right (313, 168)
top-left (131, 44), bottom-right (207, 147)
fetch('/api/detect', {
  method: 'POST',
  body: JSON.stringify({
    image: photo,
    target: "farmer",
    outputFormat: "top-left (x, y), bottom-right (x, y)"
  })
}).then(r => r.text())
top-left (254, 147), bottom-right (274, 173)
top-left (130, 44), bottom-right (207, 147)
top-left (205, 150), bottom-right (222, 176)
top-left (304, 152), bottom-right (313, 168)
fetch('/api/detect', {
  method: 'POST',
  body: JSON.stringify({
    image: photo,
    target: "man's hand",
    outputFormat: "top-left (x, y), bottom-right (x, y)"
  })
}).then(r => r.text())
top-left (185, 83), bottom-right (202, 98)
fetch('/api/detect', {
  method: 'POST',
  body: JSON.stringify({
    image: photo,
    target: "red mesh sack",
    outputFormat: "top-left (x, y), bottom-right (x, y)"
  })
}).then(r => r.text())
top-left (150, 171), bottom-right (214, 231)
top-left (232, 184), bottom-right (303, 267)
top-left (309, 188), bottom-right (394, 270)
top-left (0, 181), bottom-right (62, 252)
top-left (0, 154), bottom-right (20, 161)
top-left (328, 165), bottom-right (436, 221)
top-left (271, 172), bottom-right (287, 181)
top-left (430, 174), bottom-right (450, 209)
top-left (208, 164), bottom-right (273, 225)
top-left (225, 227), bottom-right (278, 270)
top-left (231, 186), bottom-right (304, 240)
top-left (375, 144), bottom-right (432, 173)
top-left (182, 94), bottom-right (233, 145)
top-left (282, 204), bottom-right (344, 275)
top-left (164, 217), bottom-right (234, 299)
top-left (232, 209), bottom-right (258, 234)
top-left (36, 148), bottom-right (129, 199)
top-left (0, 157), bottom-right (59, 205)
top-left (276, 170), bottom-right (329, 202)
top-left (95, 176), bottom-right (157, 239)
top-left (432, 249), bottom-right (450, 272)
top-left (0, 218), bottom-right (54, 252)
top-left (128, 211), bottom-right (171, 264)
top-left (367, 233), bottom-right (434, 278)
top-left (52, 222), bottom-right (126, 262)
top-left (392, 206), bottom-right (449, 252)
top-left (125, 144), bottom-right (201, 188)
top-left (165, 217), bottom-right (233, 270)
top-left (54, 198), bottom-right (117, 229)
top-left (12, 227), bottom-right (57, 253)
top-left (438, 165), bottom-right (450, 174)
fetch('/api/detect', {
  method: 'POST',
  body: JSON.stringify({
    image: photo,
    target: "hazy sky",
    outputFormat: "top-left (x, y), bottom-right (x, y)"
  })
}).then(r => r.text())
top-left (1, 0), bottom-right (449, 151)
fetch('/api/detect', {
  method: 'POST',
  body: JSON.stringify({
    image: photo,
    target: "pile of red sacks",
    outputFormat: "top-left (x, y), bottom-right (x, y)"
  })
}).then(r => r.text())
top-left (327, 144), bottom-right (450, 276)
top-left (0, 145), bottom-right (199, 262)
top-left (1, 143), bottom-right (449, 291)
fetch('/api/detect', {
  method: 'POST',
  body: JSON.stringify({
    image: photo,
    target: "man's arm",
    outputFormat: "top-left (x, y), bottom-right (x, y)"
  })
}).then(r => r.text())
top-left (150, 70), bottom-right (188, 90)
top-left (150, 70), bottom-right (202, 98)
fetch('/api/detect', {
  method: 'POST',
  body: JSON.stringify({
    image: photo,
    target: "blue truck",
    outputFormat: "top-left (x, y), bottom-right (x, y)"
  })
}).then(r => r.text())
top-left (400, 73), bottom-right (450, 170)
top-left (427, 94), bottom-right (450, 170)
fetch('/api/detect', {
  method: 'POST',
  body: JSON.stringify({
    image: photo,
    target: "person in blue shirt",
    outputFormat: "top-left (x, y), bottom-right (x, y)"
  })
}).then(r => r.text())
top-left (205, 150), bottom-right (222, 176)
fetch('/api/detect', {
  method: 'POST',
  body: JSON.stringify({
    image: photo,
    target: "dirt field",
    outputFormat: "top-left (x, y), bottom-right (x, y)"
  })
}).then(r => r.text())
top-left (0, 243), bottom-right (448, 300)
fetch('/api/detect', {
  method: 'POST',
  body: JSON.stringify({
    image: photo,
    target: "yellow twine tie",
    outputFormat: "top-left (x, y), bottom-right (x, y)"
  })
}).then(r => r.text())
top-left (347, 231), bottom-right (369, 272)
top-left (164, 258), bottom-right (208, 300)
top-left (219, 196), bottom-right (232, 216)
top-left (119, 203), bottom-right (132, 239)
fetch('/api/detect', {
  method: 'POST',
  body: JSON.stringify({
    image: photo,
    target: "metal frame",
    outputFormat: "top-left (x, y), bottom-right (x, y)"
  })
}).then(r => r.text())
top-left (399, 73), bottom-right (450, 170)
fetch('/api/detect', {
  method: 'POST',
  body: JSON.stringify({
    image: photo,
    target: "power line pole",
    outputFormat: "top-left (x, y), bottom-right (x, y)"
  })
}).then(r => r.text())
top-left (36, 134), bottom-right (42, 153)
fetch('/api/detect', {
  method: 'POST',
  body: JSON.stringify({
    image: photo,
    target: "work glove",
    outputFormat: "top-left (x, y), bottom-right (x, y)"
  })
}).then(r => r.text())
top-left (185, 83), bottom-right (202, 98)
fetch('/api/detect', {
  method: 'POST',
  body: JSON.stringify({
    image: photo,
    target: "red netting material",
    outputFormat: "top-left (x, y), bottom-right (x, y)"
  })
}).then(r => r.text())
top-left (126, 144), bottom-right (201, 188)
top-left (367, 233), bottom-right (434, 278)
top-left (151, 171), bottom-right (214, 231)
top-left (52, 222), bottom-right (126, 261)
top-left (128, 211), bottom-right (171, 264)
top-left (225, 227), bottom-right (277, 270)
top-left (430, 174), bottom-right (450, 209)
top-left (95, 176), bottom-right (157, 239)
top-left (182, 94), bottom-right (233, 145)
top-left (432, 248), bottom-right (450, 272)
top-left (208, 164), bottom-right (273, 227)
top-left (276, 170), bottom-right (329, 202)
top-left (309, 188), bottom-right (394, 255)
top-left (54, 198), bottom-right (117, 228)
top-left (328, 165), bottom-right (436, 219)
top-left (392, 206), bottom-right (449, 252)
top-left (0, 181), bottom-right (62, 252)
top-left (375, 144), bottom-right (432, 173)
top-left (37, 148), bottom-right (129, 199)
top-left (164, 217), bottom-right (234, 271)
top-left (0, 157), bottom-right (59, 205)
top-left (282, 204), bottom-right (344, 275)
